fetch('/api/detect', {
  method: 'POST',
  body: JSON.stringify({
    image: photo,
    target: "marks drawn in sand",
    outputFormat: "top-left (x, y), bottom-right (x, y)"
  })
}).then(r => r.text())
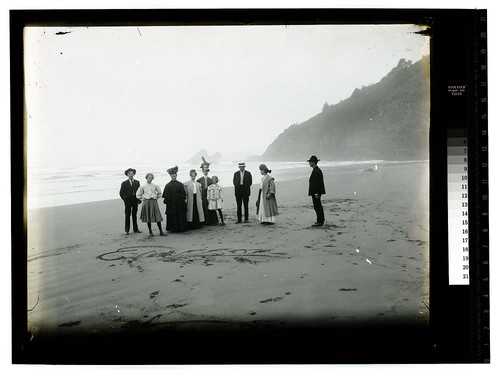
top-left (97, 246), bottom-right (289, 270)
top-left (28, 244), bottom-right (82, 262)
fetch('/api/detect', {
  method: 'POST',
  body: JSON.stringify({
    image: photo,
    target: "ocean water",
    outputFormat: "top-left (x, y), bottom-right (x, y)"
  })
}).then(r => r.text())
top-left (27, 160), bottom-right (385, 209)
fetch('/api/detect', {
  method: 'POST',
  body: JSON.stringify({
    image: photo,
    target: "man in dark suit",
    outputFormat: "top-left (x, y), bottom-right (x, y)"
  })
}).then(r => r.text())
top-left (233, 162), bottom-right (253, 223)
top-left (119, 168), bottom-right (142, 235)
top-left (307, 156), bottom-right (326, 226)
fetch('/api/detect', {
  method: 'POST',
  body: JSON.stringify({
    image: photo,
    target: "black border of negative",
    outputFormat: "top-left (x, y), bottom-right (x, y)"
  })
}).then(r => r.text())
top-left (10, 8), bottom-right (488, 364)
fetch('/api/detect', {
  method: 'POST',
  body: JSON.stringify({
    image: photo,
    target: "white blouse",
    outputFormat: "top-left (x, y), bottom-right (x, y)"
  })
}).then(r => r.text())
top-left (137, 182), bottom-right (162, 200)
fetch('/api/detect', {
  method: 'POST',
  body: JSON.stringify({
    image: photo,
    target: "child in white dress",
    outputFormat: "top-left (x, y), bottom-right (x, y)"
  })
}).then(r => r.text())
top-left (207, 176), bottom-right (225, 225)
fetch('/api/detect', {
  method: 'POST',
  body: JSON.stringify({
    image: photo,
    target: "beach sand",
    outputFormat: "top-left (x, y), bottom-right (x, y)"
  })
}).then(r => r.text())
top-left (25, 161), bottom-right (430, 363)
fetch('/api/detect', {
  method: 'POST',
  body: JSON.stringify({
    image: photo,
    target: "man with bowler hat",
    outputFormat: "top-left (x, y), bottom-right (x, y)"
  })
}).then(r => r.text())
top-left (233, 162), bottom-right (253, 223)
top-left (119, 168), bottom-right (142, 234)
top-left (307, 156), bottom-right (326, 226)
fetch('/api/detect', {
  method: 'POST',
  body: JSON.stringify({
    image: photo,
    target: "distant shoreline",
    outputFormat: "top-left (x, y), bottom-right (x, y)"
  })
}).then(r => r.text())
top-left (26, 160), bottom-right (428, 210)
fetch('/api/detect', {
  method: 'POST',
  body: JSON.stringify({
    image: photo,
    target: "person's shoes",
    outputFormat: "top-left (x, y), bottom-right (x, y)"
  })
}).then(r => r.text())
top-left (160, 232), bottom-right (167, 236)
top-left (244, 220), bottom-right (249, 223)
top-left (125, 232), bottom-right (129, 235)
top-left (134, 230), bottom-right (142, 233)
top-left (313, 222), bottom-right (324, 227)
top-left (149, 232), bottom-right (154, 237)
top-left (235, 221), bottom-right (242, 224)
top-left (221, 222), bottom-right (226, 226)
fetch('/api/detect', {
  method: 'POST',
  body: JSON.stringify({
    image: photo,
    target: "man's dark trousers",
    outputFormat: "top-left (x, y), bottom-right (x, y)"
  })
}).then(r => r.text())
top-left (312, 195), bottom-right (325, 224)
top-left (236, 195), bottom-right (249, 222)
top-left (125, 200), bottom-right (139, 233)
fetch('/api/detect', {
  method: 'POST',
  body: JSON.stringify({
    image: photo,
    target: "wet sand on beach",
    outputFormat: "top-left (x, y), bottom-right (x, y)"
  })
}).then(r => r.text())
top-left (26, 161), bottom-right (429, 338)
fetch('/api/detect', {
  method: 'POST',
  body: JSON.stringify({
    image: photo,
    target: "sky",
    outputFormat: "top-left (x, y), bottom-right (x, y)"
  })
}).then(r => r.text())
top-left (25, 24), bottom-right (429, 168)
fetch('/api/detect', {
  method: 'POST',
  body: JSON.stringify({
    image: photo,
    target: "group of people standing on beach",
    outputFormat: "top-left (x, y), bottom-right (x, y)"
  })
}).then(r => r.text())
top-left (119, 156), bottom-right (326, 236)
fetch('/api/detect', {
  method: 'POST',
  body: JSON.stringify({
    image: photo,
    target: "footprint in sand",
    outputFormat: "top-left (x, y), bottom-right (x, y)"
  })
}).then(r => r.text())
top-left (259, 296), bottom-right (284, 303)
top-left (149, 291), bottom-right (159, 299)
top-left (166, 303), bottom-right (188, 309)
top-left (59, 321), bottom-right (81, 327)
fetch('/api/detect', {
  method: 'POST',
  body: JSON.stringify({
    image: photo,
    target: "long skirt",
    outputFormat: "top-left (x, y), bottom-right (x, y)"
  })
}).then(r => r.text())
top-left (257, 191), bottom-right (276, 223)
top-left (140, 199), bottom-right (163, 223)
top-left (207, 209), bottom-right (219, 225)
top-left (187, 198), bottom-right (202, 229)
top-left (166, 210), bottom-right (188, 232)
top-left (201, 190), bottom-right (211, 225)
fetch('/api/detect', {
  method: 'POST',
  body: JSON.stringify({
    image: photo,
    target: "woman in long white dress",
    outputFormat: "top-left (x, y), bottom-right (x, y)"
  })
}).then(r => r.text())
top-left (184, 169), bottom-right (205, 229)
top-left (256, 164), bottom-right (278, 225)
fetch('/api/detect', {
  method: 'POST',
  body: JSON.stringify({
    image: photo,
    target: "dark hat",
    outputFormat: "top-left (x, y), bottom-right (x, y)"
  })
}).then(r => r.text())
top-left (307, 155), bottom-right (320, 163)
top-left (238, 162), bottom-right (246, 167)
top-left (167, 166), bottom-right (178, 175)
top-left (200, 156), bottom-right (211, 170)
top-left (124, 168), bottom-right (136, 176)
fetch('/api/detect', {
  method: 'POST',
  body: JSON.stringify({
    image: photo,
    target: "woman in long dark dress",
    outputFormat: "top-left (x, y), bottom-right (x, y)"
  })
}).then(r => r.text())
top-left (162, 166), bottom-right (188, 233)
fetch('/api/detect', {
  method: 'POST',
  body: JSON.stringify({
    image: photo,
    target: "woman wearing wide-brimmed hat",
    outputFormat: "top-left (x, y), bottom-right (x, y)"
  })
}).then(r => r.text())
top-left (136, 173), bottom-right (165, 236)
top-left (256, 164), bottom-right (278, 225)
top-left (197, 160), bottom-right (213, 225)
top-left (162, 166), bottom-right (188, 233)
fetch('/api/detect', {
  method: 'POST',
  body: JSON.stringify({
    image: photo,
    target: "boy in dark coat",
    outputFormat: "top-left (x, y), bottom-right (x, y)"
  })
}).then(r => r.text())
top-left (119, 168), bottom-right (142, 234)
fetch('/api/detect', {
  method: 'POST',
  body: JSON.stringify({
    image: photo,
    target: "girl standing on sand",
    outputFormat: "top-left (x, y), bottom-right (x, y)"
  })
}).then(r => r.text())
top-left (207, 176), bottom-right (225, 225)
top-left (256, 164), bottom-right (278, 225)
top-left (136, 173), bottom-right (165, 236)
top-left (184, 169), bottom-right (205, 229)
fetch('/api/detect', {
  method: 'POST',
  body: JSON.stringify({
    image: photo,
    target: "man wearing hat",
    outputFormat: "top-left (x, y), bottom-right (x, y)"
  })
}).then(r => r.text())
top-left (119, 168), bottom-right (142, 234)
top-left (307, 156), bottom-right (326, 226)
top-left (233, 162), bottom-right (253, 223)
